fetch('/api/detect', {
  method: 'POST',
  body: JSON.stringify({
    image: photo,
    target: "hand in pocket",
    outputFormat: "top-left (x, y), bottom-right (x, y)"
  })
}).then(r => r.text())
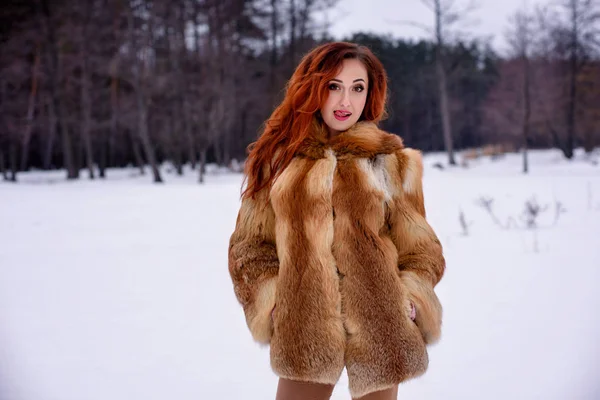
top-left (400, 271), bottom-right (442, 344)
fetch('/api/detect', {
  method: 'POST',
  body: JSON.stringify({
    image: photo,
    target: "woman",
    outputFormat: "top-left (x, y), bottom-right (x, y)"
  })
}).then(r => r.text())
top-left (228, 42), bottom-right (445, 400)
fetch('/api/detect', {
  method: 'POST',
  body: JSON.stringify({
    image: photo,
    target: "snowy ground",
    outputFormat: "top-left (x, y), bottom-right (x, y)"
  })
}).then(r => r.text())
top-left (1, 149), bottom-right (599, 400)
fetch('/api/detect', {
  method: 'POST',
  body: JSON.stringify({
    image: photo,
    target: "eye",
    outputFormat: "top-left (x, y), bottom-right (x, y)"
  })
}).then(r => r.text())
top-left (353, 85), bottom-right (365, 93)
top-left (328, 83), bottom-right (340, 91)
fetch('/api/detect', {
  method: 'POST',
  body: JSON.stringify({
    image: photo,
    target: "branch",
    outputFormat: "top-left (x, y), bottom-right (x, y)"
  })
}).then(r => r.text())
top-left (387, 19), bottom-right (434, 35)
top-left (419, 0), bottom-right (436, 13)
top-left (441, 13), bottom-right (458, 30)
top-left (462, 0), bottom-right (480, 15)
top-left (441, 0), bottom-right (457, 16)
top-left (552, 201), bottom-right (567, 226)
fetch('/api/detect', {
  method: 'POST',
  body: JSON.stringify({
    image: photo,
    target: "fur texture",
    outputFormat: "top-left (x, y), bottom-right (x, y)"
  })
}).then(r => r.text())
top-left (228, 121), bottom-right (446, 397)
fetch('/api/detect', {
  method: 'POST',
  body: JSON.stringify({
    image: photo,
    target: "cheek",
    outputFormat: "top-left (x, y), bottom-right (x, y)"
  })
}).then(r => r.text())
top-left (324, 93), bottom-right (338, 111)
top-left (353, 95), bottom-right (368, 115)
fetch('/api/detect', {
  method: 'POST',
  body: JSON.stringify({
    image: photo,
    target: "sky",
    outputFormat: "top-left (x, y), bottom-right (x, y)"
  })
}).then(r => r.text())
top-left (322, 0), bottom-right (528, 54)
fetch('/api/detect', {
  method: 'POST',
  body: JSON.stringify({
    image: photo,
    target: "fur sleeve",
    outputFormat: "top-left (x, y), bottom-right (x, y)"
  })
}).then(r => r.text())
top-left (389, 148), bottom-right (445, 344)
top-left (228, 188), bottom-right (279, 344)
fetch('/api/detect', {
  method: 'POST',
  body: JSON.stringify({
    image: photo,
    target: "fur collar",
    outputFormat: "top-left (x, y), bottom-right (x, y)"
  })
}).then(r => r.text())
top-left (296, 120), bottom-right (404, 159)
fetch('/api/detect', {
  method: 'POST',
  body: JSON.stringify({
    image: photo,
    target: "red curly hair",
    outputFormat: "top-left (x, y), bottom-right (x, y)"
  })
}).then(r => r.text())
top-left (242, 42), bottom-right (388, 199)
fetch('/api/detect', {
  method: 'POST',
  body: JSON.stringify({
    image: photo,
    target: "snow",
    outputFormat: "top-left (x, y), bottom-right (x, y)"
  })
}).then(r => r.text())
top-left (1, 149), bottom-right (599, 400)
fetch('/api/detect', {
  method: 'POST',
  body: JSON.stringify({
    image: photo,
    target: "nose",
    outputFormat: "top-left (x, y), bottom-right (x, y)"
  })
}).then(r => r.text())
top-left (340, 89), bottom-right (350, 108)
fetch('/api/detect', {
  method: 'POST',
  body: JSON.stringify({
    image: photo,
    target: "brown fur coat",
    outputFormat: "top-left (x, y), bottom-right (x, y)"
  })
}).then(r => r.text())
top-left (228, 121), bottom-right (445, 397)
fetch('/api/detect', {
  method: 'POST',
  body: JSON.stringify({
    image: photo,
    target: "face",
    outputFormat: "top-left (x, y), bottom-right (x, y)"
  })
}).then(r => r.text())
top-left (321, 58), bottom-right (369, 137)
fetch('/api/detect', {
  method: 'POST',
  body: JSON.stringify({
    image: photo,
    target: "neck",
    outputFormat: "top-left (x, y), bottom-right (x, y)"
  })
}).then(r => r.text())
top-left (327, 126), bottom-right (342, 140)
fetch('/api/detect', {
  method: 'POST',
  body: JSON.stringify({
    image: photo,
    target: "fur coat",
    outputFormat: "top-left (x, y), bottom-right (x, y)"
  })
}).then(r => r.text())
top-left (228, 121), bottom-right (445, 398)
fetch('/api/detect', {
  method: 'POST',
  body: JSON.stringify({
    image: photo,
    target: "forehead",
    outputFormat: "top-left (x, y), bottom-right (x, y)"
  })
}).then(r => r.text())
top-left (334, 58), bottom-right (368, 82)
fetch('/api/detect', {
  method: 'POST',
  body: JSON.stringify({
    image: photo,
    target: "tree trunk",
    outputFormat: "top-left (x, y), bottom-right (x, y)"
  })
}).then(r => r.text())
top-left (523, 56), bottom-right (531, 174)
top-left (98, 134), bottom-right (107, 178)
top-left (20, 44), bottom-right (41, 171)
top-left (129, 129), bottom-right (146, 175)
top-left (43, 94), bottom-right (57, 169)
top-left (190, 0), bottom-right (203, 170)
top-left (436, 49), bottom-right (456, 165)
top-left (0, 151), bottom-right (7, 181)
top-left (185, 101), bottom-right (197, 170)
top-left (223, 133), bottom-right (231, 168)
top-left (167, 9), bottom-right (184, 177)
top-left (80, 15), bottom-right (95, 180)
top-left (240, 107), bottom-right (248, 145)
top-left (298, 0), bottom-right (310, 44)
top-left (177, 4), bottom-right (197, 170)
top-left (434, 1), bottom-right (456, 166)
top-left (104, 71), bottom-right (120, 178)
top-left (9, 141), bottom-right (18, 182)
top-left (213, 140), bottom-right (223, 166)
top-left (289, 0), bottom-right (296, 70)
top-left (59, 109), bottom-right (78, 179)
top-left (198, 147), bottom-right (207, 184)
top-left (175, 154), bottom-right (183, 176)
top-left (269, 0), bottom-right (278, 106)
top-left (137, 99), bottom-right (162, 182)
top-left (403, 95), bottom-right (412, 142)
top-left (565, 36), bottom-right (577, 159)
top-left (583, 124), bottom-right (594, 153)
top-left (169, 114), bottom-right (184, 176)
top-left (103, 0), bottom-right (123, 178)
top-left (129, 1), bottom-right (162, 183)
top-left (40, 0), bottom-right (78, 179)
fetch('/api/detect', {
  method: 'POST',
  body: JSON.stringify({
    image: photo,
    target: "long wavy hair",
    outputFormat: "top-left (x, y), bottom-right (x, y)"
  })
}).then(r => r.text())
top-left (242, 42), bottom-right (388, 200)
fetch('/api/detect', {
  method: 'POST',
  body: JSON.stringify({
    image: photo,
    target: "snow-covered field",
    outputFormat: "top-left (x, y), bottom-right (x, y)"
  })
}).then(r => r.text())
top-left (1, 149), bottom-right (599, 400)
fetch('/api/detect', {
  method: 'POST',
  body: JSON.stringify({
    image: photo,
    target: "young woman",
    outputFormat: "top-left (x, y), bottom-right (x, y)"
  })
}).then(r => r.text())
top-left (228, 42), bottom-right (445, 400)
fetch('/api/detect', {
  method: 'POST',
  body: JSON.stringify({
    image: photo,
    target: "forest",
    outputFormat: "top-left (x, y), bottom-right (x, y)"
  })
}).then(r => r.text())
top-left (1, 0), bottom-right (598, 182)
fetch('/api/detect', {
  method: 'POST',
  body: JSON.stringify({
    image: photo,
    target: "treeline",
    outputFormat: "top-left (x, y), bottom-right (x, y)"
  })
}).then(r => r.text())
top-left (0, 0), bottom-right (598, 182)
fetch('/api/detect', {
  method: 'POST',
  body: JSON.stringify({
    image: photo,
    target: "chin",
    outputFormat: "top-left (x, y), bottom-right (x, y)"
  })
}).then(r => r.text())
top-left (327, 118), bottom-right (358, 133)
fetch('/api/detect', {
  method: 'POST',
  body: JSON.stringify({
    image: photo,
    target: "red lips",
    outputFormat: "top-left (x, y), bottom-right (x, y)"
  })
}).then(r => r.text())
top-left (334, 110), bottom-right (351, 121)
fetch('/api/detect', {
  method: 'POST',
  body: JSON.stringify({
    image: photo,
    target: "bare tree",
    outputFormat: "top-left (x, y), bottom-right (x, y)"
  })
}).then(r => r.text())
top-left (537, 0), bottom-right (600, 158)
top-left (19, 43), bottom-right (40, 171)
top-left (560, 0), bottom-right (600, 158)
top-left (42, 93), bottom-right (57, 170)
top-left (0, 0), bottom-right (344, 180)
top-left (127, 0), bottom-right (163, 183)
top-left (434, 0), bottom-right (456, 165)
top-left (289, 0), bottom-right (297, 70)
top-left (177, 0), bottom-right (197, 171)
top-left (78, 0), bottom-right (96, 179)
top-left (578, 61), bottom-right (600, 152)
top-left (0, 149), bottom-right (6, 181)
top-left (506, 6), bottom-right (535, 173)
top-left (103, 0), bottom-right (132, 178)
top-left (39, 0), bottom-right (79, 179)
top-left (269, 0), bottom-right (280, 106)
top-left (411, 0), bottom-right (480, 166)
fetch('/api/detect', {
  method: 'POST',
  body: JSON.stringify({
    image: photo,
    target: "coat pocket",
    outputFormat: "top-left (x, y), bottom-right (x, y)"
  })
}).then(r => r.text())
top-left (244, 276), bottom-right (278, 345)
top-left (398, 271), bottom-right (442, 345)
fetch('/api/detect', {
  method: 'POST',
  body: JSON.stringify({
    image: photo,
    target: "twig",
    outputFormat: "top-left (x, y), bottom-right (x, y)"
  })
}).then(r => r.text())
top-left (458, 208), bottom-right (473, 236)
top-left (521, 197), bottom-right (548, 229)
top-left (475, 196), bottom-right (509, 229)
top-left (552, 201), bottom-right (567, 226)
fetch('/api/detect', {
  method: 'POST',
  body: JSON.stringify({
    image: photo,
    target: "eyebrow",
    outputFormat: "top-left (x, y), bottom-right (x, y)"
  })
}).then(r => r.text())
top-left (331, 78), bottom-right (366, 83)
